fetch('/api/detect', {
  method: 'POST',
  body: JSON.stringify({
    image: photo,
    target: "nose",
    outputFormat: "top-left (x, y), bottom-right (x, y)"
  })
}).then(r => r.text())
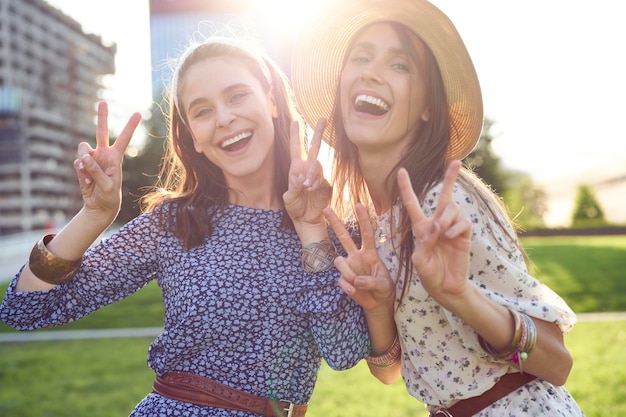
top-left (216, 107), bottom-right (235, 128)
top-left (361, 61), bottom-right (384, 83)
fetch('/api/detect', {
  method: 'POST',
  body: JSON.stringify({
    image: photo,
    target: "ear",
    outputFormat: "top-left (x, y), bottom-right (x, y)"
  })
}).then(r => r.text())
top-left (190, 131), bottom-right (203, 153)
top-left (268, 88), bottom-right (279, 118)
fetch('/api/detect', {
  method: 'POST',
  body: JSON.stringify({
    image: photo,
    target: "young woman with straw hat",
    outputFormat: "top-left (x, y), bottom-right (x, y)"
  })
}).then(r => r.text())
top-left (292, 0), bottom-right (584, 415)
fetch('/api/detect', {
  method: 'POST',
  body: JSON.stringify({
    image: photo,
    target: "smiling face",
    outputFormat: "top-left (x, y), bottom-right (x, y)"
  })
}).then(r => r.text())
top-left (180, 55), bottom-right (278, 187)
top-left (340, 22), bottom-right (430, 157)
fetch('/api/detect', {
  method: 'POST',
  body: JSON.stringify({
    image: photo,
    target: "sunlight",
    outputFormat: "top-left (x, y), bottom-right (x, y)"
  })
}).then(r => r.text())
top-left (247, 0), bottom-right (327, 40)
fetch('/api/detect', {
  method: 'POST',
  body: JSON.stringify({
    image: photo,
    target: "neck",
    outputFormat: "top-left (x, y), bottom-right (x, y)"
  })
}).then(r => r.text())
top-left (358, 152), bottom-right (396, 216)
top-left (227, 178), bottom-right (282, 210)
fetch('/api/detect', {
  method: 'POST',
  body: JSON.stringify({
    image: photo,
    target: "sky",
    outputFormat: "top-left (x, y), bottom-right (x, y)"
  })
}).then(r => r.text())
top-left (45, 0), bottom-right (625, 226)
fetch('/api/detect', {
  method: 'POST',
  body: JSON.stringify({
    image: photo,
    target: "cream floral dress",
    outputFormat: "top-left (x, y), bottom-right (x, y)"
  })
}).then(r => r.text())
top-left (371, 181), bottom-right (585, 416)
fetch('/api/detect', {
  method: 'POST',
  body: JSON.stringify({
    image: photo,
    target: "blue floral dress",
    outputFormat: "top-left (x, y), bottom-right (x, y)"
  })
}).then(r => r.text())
top-left (0, 204), bottom-right (370, 416)
top-left (371, 182), bottom-right (585, 417)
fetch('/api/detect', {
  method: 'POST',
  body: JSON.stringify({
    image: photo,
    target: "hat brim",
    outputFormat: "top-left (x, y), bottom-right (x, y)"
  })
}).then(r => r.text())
top-left (292, 0), bottom-right (483, 160)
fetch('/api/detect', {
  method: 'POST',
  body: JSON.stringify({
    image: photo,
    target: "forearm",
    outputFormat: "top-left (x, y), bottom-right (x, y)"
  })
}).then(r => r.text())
top-left (447, 285), bottom-right (572, 385)
top-left (364, 304), bottom-right (401, 384)
top-left (16, 207), bottom-right (116, 292)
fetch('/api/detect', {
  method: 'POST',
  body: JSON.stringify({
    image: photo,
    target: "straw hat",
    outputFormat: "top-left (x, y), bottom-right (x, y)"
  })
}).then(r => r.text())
top-left (291, 0), bottom-right (483, 160)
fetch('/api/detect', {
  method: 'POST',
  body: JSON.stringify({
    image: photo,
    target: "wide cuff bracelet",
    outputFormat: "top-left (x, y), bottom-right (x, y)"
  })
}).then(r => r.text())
top-left (28, 234), bottom-right (80, 285)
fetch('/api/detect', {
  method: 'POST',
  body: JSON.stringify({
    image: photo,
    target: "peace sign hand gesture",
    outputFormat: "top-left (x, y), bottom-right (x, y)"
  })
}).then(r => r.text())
top-left (323, 204), bottom-right (396, 313)
top-left (283, 119), bottom-right (332, 240)
top-left (74, 102), bottom-right (142, 222)
top-left (398, 160), bottom-right (472, 308)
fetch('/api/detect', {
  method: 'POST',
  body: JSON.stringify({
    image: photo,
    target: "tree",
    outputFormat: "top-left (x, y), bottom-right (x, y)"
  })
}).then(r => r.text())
top-left (503, 174), bottom-right (547, 230)
top-left (117, 103), bottom-right (168, 224)
top-left (463, 117), bottom-right (510, 195)
top-left (571, 184), bottom-right (607, 228)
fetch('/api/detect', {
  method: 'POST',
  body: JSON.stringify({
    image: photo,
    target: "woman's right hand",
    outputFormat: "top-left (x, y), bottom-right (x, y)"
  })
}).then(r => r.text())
top-left (323, 204), bottom-right (396, 312)
top-left (74, 101), bottom-right (141, 222)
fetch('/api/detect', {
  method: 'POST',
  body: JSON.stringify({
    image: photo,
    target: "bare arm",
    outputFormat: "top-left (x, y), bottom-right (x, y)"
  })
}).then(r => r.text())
top-left (16, 102), bottom-right (141, 292)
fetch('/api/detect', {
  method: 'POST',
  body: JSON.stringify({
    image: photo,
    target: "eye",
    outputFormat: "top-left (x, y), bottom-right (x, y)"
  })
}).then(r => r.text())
top-left (392, 62), bottom-right (410, 72)
top-left (191, 107), bottom-right (213, 119)
top-left (230, 91), bottom-right (249, 103)
top-left (348, 48), bottom-right (371, 64)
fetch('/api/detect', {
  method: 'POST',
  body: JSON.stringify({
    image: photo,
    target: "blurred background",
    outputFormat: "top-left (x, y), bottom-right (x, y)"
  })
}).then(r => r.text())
top-left (1, 0), bottom-right (624, 271)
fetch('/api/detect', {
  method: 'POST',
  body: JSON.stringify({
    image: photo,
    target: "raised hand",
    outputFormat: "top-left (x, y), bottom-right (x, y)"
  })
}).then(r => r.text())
top-left (283, 119), bottom-right (332, 234)
top-left (323, 204), bottom-right (396, 312)
top-left (398, 160), bottom-right (472, 307)
top-left (74, 102), bottom-right (142, 221)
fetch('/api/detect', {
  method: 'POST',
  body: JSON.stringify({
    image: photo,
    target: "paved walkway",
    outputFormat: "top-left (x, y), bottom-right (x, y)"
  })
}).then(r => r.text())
top-left (1, 313), bottom-right (624, 343)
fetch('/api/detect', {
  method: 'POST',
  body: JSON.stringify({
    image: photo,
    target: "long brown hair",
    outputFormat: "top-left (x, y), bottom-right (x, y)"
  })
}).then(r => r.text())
top-left (330, 22), bottom-right (526, 302)
top-left (141, 39), bottom-right (301, 248)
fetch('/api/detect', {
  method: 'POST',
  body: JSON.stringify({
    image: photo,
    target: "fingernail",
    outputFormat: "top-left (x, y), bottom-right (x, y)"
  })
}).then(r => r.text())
top-left (78, 161), bottom-right (84, 170)
top-left (303, 178), bottom-right (311, 187)
top-left (84, 177), bottom-right (92, 185)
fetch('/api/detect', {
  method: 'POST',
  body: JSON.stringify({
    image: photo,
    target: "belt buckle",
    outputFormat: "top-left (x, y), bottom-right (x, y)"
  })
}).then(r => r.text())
top-left (281, 400), bottom-right (294, 417)
top-left (433, 408), bottom-right (454, 417)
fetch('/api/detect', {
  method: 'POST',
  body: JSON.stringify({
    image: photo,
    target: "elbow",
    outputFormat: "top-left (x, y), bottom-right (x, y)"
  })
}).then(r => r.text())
top-left (368, 363), bottom-right (401, 385)
top-left (551, 351), bottom-right (573, 386)
top-left (541, 347), bottom-right (573, 387)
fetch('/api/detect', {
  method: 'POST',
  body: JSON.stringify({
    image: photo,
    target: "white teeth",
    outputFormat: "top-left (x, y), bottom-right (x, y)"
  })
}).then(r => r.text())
top-left (355, 94), bottom-right (389, 111)
top-left (221, 131), bottom-right (252, 148)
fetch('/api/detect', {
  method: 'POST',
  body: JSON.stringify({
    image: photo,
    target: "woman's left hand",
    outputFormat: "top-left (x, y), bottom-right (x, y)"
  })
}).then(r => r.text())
top-left (283, 119), bottom-right (332, 236)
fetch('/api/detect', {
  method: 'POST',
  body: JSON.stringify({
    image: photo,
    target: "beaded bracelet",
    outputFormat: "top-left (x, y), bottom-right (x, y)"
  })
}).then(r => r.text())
top-left (299, 240), bottom-right (337, 272)
top-left (478, 307), bottom-right (537, 373)
top-left (365, 335), bottom-right (401, 368)
top-left (28, 234), bottom-right (80, 285)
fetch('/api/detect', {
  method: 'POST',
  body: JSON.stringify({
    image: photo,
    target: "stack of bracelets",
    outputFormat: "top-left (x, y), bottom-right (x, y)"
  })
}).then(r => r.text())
top-left (299, 239), bottom-right (337, 272)
top-left (478, 307), bottom-right (537, 374)
top-left (28, 234), bottom-right (81, 285)
top-left (365, 334), bottom-right (401, 368)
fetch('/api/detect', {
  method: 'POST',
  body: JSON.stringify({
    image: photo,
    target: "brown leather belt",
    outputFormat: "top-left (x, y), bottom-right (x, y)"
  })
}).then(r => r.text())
top-left (430, 372), bottom-right (536, 417)
top-left (152, 371), bottom-right (307, 417)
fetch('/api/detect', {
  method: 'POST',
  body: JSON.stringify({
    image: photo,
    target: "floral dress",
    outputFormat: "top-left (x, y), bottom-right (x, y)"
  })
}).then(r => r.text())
top-left (371, 182), bottom-right (585, 416)
top-left (0, 204), bottom-right (370, 417)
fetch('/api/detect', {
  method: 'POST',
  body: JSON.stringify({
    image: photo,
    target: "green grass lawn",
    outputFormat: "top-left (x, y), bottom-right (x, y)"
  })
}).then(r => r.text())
top-left (0, 320), bottom-right (622, 417)
top-left (0, 234), bottom-right (625, 416)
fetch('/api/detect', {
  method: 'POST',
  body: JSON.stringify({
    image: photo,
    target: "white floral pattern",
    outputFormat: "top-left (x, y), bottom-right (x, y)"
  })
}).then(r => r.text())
top-left (371, 182), bottom-right (585, 416)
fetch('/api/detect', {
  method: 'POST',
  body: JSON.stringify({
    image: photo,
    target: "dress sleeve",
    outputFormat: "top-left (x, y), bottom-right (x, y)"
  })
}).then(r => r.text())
top-left (423, 183), bottom-right (577, 336)
top-left (0, 211), bottom-right (162, 330)
top-left (294, 230), bottom-right (371, 370)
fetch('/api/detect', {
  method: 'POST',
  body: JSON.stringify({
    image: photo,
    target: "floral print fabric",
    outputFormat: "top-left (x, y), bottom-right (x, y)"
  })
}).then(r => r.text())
top-left (371, 182), bottom-right (584, 416)
top-left (1, 204), bottom-right (370, 416)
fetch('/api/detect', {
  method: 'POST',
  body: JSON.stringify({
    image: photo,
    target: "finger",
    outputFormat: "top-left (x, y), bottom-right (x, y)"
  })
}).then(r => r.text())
top-left (306, 119), bottom-right (326, 163)
top-left (354, 204), bottom-right (377, 250)
top-left (73, 158), bottom-right (92, 186)
top-left (304, 119), bottom-right (327, 186)
top-left (79, 154), bottom-right (111, 189)
top-left (95, 101), bottom-right (109, 148)
top-left (112, 111), bottom-right (142, 155)
top-left (432, 160), bottom-right (462, 219)
top-left (289, 120), bottom-right (305, 161)
top-left (444, 217), bottom-right (472, 239)
top-left (76, 142), bottom-right (94, 159)
top-left (323, 208), bottom-right (358, 254)
top-left (397, 167), bottom-right (426, 225)
top-left (437, 201), bottom-right (461, 231)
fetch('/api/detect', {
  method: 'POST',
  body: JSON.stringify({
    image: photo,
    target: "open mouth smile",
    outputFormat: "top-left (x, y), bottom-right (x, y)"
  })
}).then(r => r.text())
top-left (355, 94), bottom-right (390, 116)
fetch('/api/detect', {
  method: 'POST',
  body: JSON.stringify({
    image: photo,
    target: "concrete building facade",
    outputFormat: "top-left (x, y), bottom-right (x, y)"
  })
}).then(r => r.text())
top-left (0, 0), bottom-right (116, 234)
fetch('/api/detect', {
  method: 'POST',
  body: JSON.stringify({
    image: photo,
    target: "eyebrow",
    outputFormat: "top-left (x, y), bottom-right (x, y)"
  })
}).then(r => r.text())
top-left (352, 41), bottom-right (407, 57)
